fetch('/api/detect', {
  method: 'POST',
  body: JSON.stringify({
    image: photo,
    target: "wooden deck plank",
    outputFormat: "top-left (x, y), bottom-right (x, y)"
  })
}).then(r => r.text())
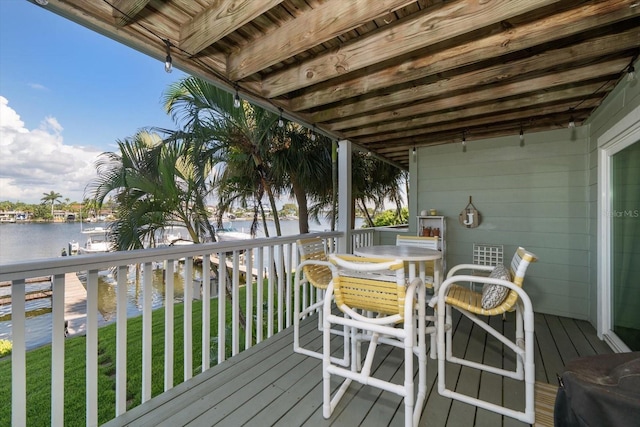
top-left (474, 314), bottom-right (507, 427)
top-left (545, 314), bottom-right (580, 366)
top-left (533, 314), bottom-right (566, 382)
top-left (105, 311), bottom-right (611, 427)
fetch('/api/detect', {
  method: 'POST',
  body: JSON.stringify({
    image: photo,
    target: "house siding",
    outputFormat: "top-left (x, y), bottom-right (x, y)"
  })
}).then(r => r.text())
top-left (412, 60), bottom-right (640, 326)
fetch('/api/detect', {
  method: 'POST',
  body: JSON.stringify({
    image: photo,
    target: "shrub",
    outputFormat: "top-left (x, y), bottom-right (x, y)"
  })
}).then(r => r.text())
top-left (0, 339), bottom-right (11, 357)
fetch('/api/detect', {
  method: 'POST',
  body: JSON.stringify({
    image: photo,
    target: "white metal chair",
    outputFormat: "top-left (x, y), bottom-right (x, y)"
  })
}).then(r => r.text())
top-left (435, 247), bottom-right (538, 424)
top-left (293, 237), bottom-right (349, 366)
top-left (323, 254), bottom-right (427, 427)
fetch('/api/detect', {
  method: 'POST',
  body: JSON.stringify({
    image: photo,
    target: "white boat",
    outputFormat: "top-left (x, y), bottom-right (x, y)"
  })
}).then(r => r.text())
top-left (216, 225), bottom-right (252, 241)
top-left (77, 227), bottom-right (113, 254)
top-left (160, 227), bottom-right (194, 246)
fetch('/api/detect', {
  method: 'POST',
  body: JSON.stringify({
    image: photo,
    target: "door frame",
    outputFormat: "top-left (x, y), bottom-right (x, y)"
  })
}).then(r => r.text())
top-left (597, 104), bottom-right (640, 352)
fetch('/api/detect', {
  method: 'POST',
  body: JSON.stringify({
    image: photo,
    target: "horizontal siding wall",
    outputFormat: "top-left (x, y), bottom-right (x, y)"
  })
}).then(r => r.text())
top-left (415, 127), bottom-right (591, 319)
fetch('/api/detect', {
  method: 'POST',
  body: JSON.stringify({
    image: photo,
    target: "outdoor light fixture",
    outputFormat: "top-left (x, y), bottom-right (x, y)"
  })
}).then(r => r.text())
top-left (310, 125), bottom-right (317, 141)
top-left (568, 108), bottom-right (575, 129)
top-left (412, 147), bottom-right (416, 157)
top-left (462, 132), bottom-right (467, 153)
top-left (233, 87), bottom-right (241, 108)
top-left (278, 108), bottom-right (284, 127)
top-left (164, 40), bottom-right (172, 73)
top-left (519, 126), bottom-right (525, 147)
top-left (35, 0), bottom-right (48, 5)
top-left (628, 65), bottom-right (636, 82)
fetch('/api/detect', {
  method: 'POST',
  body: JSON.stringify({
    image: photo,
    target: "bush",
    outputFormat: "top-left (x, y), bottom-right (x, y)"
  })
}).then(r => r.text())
top-left (0, 339), bottom-right (11, 357)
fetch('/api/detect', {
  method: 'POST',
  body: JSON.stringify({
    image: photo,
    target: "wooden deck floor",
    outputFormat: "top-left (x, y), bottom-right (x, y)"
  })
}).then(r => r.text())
top-left (104, 311), bottom-right (612, 427)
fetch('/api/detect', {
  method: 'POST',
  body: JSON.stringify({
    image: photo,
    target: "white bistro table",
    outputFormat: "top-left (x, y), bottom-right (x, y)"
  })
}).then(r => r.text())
top-left (353, 245), bottom-right (442, 358)
top-left (354, 245), bottom-right (443, 290)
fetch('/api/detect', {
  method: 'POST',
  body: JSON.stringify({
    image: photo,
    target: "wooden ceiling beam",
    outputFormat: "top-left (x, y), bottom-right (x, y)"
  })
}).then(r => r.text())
top-left (345, 82), bottom-right (608, 138)
top-left (312, 29), bottom-right (639, 123)
top-left (228, 0), bottom-right (417, 81)
top-left (260, 0), bottom-right (560, 97)
top-left (179, 0), bottom-right (283, 55)
top-left (356, 99), bottom-right (600, 144)
top-left (328, 58), bottom-right (627, 131)
top-left (111, 0), bottom-right (151, 27)
top-left (289, 0), bottom-right (640, 110)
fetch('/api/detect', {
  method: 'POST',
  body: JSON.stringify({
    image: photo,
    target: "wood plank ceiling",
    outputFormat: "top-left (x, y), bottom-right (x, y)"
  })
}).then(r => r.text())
top-left (32, 0), bottom-right (640, 169)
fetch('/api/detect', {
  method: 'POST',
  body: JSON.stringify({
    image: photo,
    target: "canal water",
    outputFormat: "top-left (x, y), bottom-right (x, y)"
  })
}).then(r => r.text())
top-left (0, 218), bottom-right (341, 348)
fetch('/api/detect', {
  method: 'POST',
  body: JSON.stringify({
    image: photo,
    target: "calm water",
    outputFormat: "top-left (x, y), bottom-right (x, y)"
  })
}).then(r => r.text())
top-left (0, 219), bottom-right (335, 265)
top-left (0, 218), bottom-right (341, 348)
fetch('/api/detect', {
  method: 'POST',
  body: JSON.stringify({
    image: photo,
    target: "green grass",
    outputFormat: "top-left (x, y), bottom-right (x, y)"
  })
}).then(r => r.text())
top-left (0, 282), bottom-right (276, 426)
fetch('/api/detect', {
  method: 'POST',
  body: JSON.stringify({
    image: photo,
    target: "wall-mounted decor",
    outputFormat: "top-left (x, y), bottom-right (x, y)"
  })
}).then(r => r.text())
top-left (459, 196), bottom-right (480, 228)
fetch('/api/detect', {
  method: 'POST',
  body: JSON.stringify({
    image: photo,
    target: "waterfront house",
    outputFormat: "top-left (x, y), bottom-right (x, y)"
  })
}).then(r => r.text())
top-left (5, 1), bottom-right (639, 425)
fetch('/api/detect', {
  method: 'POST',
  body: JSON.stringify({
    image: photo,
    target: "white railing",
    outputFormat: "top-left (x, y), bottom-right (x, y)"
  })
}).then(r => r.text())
top-left (351, 227), bottom-right (375, 249)
top-left (1, 231), bottom-right (341, 426)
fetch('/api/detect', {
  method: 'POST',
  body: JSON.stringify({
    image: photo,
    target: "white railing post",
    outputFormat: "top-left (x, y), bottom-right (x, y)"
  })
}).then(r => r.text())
top-left (86, 270), bottom-right (99, 427)
top-left (201, 254), bottom-right (211, 371)
top-left (164, 260), bottom-right (175, 390)
top-left (11, 279), bottom-right (26, 427)
top-left (183, 257), bottom-right (193, 380)
top-left (245, 250), bottom-right (253, 349)
top-left (142, 262), bottom-right (153, 402)
top-left (51, 273), bottom-right (65, 426)
top-left (232, 251), bottom-right (240, 356)
top-left (217, 250), bottom-right (226, 363)
top-left (256, 247), bottom-right (264, 343)
top-left (115, 265), bottom-right (128, 415)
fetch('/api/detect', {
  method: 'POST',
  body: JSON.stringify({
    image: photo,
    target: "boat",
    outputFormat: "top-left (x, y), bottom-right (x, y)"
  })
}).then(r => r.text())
top-left (77, 227), bottom-right (113, 254)
top-left (160, 227), bottom-right (194, 246)
top-left (216, 225), bottom-right (252, 241)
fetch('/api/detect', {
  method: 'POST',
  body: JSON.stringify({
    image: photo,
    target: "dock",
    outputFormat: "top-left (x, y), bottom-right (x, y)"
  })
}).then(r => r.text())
top-left (63, 272), bottom-right (108, 337)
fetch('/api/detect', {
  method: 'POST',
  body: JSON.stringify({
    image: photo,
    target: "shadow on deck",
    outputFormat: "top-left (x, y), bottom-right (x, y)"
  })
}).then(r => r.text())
top-left (104, 311), bottom-right (611, 426)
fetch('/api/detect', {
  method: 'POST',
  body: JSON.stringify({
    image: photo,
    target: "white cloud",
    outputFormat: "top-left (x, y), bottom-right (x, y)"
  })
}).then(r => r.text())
top-left (0, 96), bottom-right (103, 203)
top-left (28, 83), bottom-right (48, 91)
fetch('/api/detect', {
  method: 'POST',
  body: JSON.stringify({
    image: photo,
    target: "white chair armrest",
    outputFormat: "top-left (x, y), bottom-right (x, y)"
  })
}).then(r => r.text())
top-left (437, 274), bottom-right (533, 314)
top-left (446, 264), bottom-right (494, 278)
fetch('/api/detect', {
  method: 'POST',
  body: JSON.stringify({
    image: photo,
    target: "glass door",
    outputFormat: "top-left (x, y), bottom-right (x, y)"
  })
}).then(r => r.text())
top-left (611, 142), bottom-right (640, 350)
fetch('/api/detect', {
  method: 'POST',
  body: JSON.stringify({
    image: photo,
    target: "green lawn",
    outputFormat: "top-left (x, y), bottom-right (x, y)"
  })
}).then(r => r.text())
top-left (0, 283), bottom-right (274, 426)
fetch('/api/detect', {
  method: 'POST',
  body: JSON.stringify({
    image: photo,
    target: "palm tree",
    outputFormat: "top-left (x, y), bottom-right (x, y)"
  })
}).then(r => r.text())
top-left (162, 77), bottom-right (284, 236)
top-left (85, 131), bottom-right (214, 251)
top-left (268, 121), bottom-right (333, 233)
top-left (41, 191), bottom-right (62, 217)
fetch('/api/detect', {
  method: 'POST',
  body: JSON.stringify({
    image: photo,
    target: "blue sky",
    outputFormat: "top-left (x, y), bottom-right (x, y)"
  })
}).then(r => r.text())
top-left (0, 0), bottom-right (187, 203)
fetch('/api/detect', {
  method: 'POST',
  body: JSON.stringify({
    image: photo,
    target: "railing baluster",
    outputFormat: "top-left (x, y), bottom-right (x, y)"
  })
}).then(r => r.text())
top-left (217, 250), bottom-right (226, 364)
top-left (164, 260), bottom-right (175, 390)
top-left (256, 247), bottom-right (264, 343)
top-left (232, 251), bottom-right (240, 356)
top-left (11, 279), bottom-right (26, 427)
top-left (245, 250), bottom-right (253, 349)
top-left (183, 257), bottom-right (193, 380)
top-left (51, 274), bottom-right (65, 426)
top-left (142, 262), bottom-right (152, 402)
top-left (86, 270), bottom-right (99, 427)
top-left (285, 243), bottom-right (293, 329)
top-left (115, 266), bottom-right (128, 415)
top-left (201, 253), bottom-right (211, 371)
top-left (267, 246), bottom-right (275, 337)
top-left (277, 245), bottom-right (284, 332)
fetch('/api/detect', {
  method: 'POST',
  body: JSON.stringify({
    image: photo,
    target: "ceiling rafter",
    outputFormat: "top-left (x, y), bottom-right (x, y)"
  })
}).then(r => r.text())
top-left (227, 0), bottom-right (418, 81)
top-left (310, 28), bottom-right (640, 123)
top-left (289, 0), bottom-right (640, 111)
top-left (111, 0), bottom-right (150, 27)
top-left (179, 0), bottom-right (283, 55)
top-left (258, 0), bottom-right (560, 97)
